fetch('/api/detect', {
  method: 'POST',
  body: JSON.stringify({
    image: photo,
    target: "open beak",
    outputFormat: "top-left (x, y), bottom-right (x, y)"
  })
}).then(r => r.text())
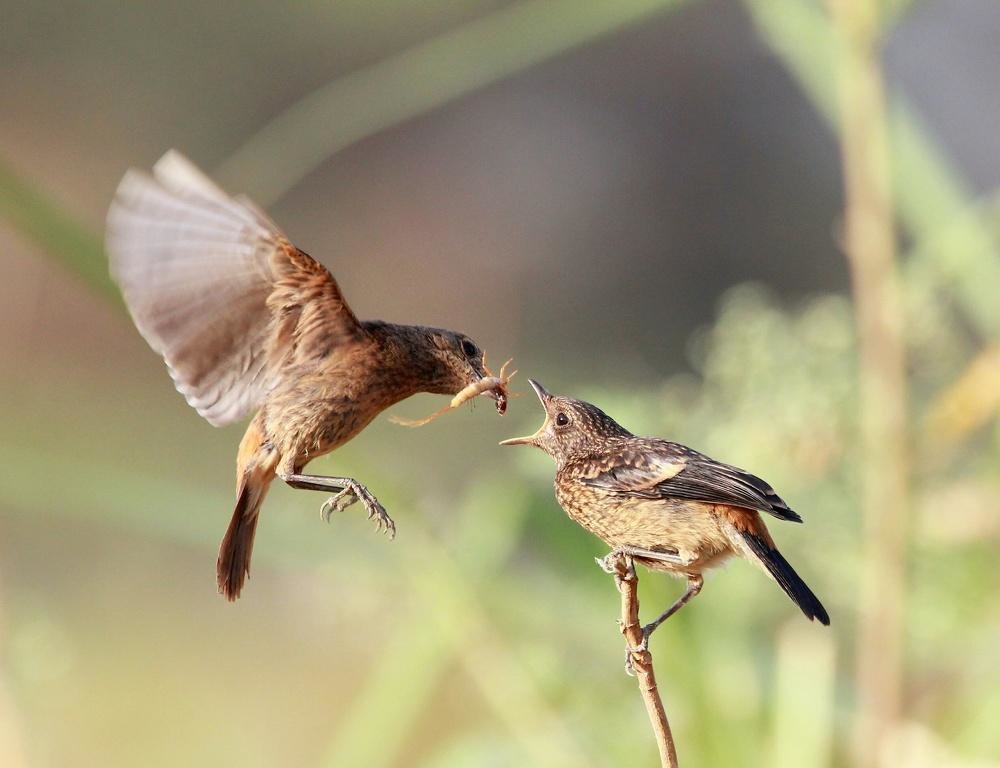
top-left (499, 379), bottom-right (550, 446)
top-left (526, 379), bottom-right (550, 403)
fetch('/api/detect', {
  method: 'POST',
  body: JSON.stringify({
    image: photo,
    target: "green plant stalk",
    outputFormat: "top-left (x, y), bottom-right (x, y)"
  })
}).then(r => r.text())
top-left (321, 626), bottom-right (450, 768)
top-left (217, 0), bottom-right (690, 205)
top-left (769, 622), bottom-right (837, 768)
top-left (2, 3), bottom-right (698, 312)
top-left (0, 434), bottom-right (591, 767)
top-left (829, 1), bottom-right (909, 764)
top-left (320, 486), bottom-right (532, 768)
top-left (744, 0), bottom-right (1000, 339)
top-left (401, 520), bottom-right (597, 768)
top-left (0, 158), bottom-right (119, 305)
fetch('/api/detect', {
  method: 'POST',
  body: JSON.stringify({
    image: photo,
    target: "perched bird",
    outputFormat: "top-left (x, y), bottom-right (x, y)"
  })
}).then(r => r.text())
top-left (502, 380), bottom-right (829, 644)
top-left (107, 151), bottom-right (507, 600)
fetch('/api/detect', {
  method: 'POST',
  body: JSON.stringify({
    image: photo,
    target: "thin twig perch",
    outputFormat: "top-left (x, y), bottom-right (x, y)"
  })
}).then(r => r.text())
top-left (604, 552), bottom-right (679, 767)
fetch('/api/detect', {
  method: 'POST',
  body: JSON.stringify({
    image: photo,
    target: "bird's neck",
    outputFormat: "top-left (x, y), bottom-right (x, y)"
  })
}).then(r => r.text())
top-left (362, 320), bottom-right (452, 400)
top-left (557, 437), bottom-right (631, 472)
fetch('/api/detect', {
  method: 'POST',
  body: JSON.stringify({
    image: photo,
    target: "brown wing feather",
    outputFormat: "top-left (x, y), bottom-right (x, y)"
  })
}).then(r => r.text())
top-left (107, 150), bottom-right (362, 426)
top-left (265, 243), bottom-right (362, 371)
top-left (581, 440), bottom-right (803, 523)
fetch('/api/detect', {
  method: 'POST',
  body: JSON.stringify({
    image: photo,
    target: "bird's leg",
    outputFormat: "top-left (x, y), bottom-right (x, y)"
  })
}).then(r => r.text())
top-left (281, 473), bottom-right (396, 539)
top-left (596, 547), bottom-right (695, 671)
top-left (631, 574), bottom-right (704, 653)
top-left (596, 546), bottom-right (685, 581)
top-left (596, 549), bottom-right (638, 592)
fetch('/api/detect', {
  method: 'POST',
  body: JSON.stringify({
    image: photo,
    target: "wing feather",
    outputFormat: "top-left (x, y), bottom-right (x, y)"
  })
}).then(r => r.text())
top-left (107, 151), bottom-right (361, 426)
top-left (583, 442), bottom-right (802, 523)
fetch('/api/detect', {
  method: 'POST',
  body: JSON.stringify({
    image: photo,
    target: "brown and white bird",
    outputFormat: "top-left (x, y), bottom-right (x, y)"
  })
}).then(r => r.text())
top-left (502, 380), bottom-right (829, 645)
top-left (107, 151), bottom-right (507, 600)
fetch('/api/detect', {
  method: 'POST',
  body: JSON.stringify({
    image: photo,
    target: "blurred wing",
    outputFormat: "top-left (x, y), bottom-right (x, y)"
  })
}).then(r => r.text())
top-left (107, 150), bottom-right (361, 426)
top-left (582, 442), bottom-right (802, 523)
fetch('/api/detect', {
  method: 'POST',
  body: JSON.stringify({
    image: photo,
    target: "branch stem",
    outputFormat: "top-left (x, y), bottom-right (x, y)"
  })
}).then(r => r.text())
top-left (608, 553), bottom-right (679, 768)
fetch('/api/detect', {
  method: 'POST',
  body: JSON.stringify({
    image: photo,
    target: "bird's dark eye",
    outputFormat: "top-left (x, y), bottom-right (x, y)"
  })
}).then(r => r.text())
top-left (555, 412), bottom-right (569, 427)
top-left (461, 339), bottom-right (478, 358)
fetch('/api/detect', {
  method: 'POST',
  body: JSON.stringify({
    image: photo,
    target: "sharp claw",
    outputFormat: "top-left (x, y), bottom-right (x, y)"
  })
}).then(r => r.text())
top-left (335, 489), bottom-right (357, 512)
top-left (596, 555), bottom-right (616, 574)
top-left (318, 482), bottom-right (396, 539)
top-left (621, 631), bottom-right (651, 676)
top-left (360, 496), bottom-right (395, 539)
top-left (624, 651), bottom-right (637, 677)
top-left (321, 487), bottom-right (361, 521)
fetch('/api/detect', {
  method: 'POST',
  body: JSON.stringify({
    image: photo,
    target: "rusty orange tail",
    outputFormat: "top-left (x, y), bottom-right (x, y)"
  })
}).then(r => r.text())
top-left (218, 416), bottom-right (276, 601)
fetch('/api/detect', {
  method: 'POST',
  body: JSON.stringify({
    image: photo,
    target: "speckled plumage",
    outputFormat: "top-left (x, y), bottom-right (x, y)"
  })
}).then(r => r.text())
top-left (502, 380), bottom-right (829, 627)
top-left (107, 151), bottom-right (504, 600)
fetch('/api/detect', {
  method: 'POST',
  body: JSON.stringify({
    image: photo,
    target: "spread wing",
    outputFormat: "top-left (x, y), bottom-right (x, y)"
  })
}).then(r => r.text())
top-left (582, 441), bottom-right (802, 523)
top-left (107, 150), bottom-right (362, 426)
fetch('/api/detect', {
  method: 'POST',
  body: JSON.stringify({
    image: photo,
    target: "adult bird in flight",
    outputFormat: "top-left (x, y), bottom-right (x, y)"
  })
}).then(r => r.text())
top-left (107, 151), bottom-right (507, 600)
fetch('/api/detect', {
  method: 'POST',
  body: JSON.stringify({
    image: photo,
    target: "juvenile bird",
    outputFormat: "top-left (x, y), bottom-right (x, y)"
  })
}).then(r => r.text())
top-left (107, 151), bottom-right (507, 600)
top-left (502, 380), bottom-right (829, 645)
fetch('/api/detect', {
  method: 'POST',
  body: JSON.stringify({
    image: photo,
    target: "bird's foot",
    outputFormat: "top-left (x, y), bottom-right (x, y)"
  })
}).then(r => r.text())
top-left (629, 626), bottom-right (653, 654)
top-left (360, 491), bottom-right (396, 539)
top-left (320, 482), bottom-right (396, 539)
top-left (596, 549), bottom-right (637, 592)
top-left (595, 552), bottom-right (619, 575)
top-left (624, 648), bottom-right (637, 676)
top-left (622, 626), bottom-right (654, 676)
top-left (320, 487), bottom-right (359, 520)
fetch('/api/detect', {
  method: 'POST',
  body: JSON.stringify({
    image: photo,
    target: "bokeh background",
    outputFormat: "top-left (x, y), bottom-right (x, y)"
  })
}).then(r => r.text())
top-left (1, 1), bottom-right (998, 767)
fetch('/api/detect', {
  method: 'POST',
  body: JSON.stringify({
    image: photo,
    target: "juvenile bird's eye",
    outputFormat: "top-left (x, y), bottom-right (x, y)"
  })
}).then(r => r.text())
top-left (461, 339), bottom-right (478, 358)
top-left (555, 412), bottom-right (569, 427)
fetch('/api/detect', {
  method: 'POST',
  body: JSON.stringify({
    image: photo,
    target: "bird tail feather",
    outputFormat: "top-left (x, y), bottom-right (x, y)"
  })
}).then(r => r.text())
top-left (741, 530), bottom-right (830, 625)
top-left (217, 473), bottom-right (271, 601)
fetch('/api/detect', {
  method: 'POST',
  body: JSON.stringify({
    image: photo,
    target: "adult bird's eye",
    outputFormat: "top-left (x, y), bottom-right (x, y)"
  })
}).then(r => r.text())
top-left (555, 412), bottom-right (569, 427)
top-left (461, 339), bottom-right (478, 358)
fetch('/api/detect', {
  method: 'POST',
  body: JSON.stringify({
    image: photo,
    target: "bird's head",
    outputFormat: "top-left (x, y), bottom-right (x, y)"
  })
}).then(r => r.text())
top-left (421, 328), bottom-right (506, 411)
top-left (500, 380), bottom-right (631, 462)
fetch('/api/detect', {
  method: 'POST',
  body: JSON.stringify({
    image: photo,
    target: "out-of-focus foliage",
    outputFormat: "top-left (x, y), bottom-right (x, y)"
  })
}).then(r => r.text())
top-left (1, 1), bottom-right (998, 767)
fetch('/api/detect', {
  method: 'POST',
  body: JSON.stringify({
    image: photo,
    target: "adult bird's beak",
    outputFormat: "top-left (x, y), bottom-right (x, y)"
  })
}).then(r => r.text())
top-left (499, 379), bottom-right (550, 446)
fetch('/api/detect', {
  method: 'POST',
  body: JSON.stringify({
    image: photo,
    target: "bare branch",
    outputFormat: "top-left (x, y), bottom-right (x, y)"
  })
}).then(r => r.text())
top-left (606, 552), bottom-right (679, 768)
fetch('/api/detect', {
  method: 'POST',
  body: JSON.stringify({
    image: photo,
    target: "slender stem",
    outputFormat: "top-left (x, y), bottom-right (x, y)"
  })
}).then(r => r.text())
top-left (609, 553), bottom-right (679, 768)
top-left (827, 1), bottom-right (910, 764)
top-left (0, 157), bottom-right (119, 304)
top-left (216, 0), bottom-right (690, 205)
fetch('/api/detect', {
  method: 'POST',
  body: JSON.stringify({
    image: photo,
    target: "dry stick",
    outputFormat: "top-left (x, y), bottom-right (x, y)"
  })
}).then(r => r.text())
top-left (607, 553), bottom-right (679, 768)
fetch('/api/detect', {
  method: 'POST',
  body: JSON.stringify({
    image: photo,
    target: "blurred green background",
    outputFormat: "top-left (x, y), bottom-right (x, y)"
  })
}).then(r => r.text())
top-left (1, 1), bottom-right (998, 767)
